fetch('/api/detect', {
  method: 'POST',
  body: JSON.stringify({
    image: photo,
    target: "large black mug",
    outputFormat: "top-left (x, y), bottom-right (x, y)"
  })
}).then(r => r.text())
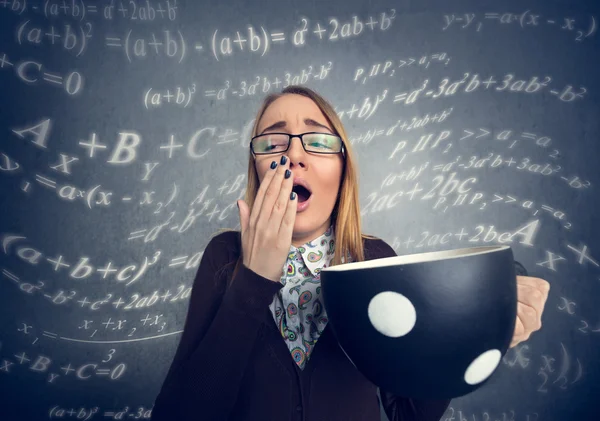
top-left (320, 245), bottom-right (518, 399)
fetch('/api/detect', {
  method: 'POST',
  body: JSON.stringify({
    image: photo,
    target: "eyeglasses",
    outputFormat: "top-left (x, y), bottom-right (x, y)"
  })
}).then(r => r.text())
top-left (250, 132), bottom-right (345, 156)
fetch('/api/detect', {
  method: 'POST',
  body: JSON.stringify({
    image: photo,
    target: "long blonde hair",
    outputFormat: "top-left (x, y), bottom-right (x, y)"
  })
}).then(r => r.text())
top-left (211, 85), bottom-right (379, 288)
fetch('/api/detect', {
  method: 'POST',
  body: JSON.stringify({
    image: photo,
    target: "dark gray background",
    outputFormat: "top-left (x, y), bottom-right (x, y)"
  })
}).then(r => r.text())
top-left (0, 0), bottom-right (599, 419)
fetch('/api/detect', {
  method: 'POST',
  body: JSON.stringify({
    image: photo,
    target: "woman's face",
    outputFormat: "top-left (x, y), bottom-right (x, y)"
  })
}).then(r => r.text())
top-left (254, 93), bottom-right (345, 247)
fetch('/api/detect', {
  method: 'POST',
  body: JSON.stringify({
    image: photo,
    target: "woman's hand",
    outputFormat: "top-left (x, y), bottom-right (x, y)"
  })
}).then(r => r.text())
top-left (510, 275), bottom-right (550, 348)
top-left (237, 155), bottom-right (297, 282)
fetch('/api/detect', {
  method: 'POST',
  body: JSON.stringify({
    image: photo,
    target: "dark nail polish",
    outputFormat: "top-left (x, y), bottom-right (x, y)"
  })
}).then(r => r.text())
top-left (280, 155), bottom-right (287, 165)
top-left (270, 161), bottom-right (277, 169)
top-left (284, 169), bottom-right (291, 179)
top-left (290, 192), bottom-right (296, 200)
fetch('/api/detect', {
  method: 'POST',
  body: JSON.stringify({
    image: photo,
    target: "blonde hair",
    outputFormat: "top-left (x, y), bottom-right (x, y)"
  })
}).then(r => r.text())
top-left (210, 85), bottom-right (380, 288)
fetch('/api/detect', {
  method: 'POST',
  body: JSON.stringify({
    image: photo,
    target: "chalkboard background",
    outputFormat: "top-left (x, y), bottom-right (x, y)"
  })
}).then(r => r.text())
top-left (1, 0), bottom-right (599, 419)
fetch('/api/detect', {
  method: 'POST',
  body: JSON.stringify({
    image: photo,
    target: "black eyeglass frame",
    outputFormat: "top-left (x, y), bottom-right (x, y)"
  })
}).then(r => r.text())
top-left (250, 132), bottom-right (346, 157)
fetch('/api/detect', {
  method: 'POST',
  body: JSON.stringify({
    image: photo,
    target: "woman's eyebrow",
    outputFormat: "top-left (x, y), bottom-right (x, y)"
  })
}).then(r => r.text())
top-left (259, 118), bottom-right (332, 134)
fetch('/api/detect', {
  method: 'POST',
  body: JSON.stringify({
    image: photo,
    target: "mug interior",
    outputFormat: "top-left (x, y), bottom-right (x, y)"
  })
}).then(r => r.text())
top-left (322, 245), bottom-right (510, 272)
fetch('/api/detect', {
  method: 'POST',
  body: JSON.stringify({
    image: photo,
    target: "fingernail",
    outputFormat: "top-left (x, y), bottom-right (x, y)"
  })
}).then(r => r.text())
top-left (285, 169), bottom-right (291, 179)
top-left (290, 192), bottom-right (296, 200)
top-left (280, 155), bottom-right (287, 165)
top-left (270, 161), bottom-right (277, 169)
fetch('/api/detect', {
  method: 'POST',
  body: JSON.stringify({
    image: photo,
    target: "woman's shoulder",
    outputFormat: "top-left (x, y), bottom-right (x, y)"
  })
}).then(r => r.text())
top-left (362, 233), bottom-right (396, 259)
top-left (199, 229), bottom-right (242, 290)
top-left (203, 229), bottom-right (396, 261)
top-left (207, 228), bottom-right (241, 245)
top-left (205, 229), bottom-right (242, 261)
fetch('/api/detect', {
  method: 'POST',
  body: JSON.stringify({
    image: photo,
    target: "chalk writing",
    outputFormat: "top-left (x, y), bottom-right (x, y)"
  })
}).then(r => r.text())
top-left (49, 406), bottom-right (99, 420)
top-left (442, 11), bottom-right (597, 42)
top-left (0, 52), bottom-right (84, 94)
top-left (335, 89), bottom-right (388, 120)
top-left (101, 10), bottom-right (396, 62)
top-left (385, 220), bottom-right (541, 248)
top-left (443, 409), bottom-right (540, 421)
top-left (1, 0), bottom-right (178, 21)
top-left (348, 107), bottom-right (455, 146)
top-left (0, 234), bottom-right (161, 285)
top-left (144, 83), bottom-right (197, 109)
top-left (393, 73), bottom-right (586, 106)
top-left (210, 11), bottom-right (396, 61)
top-left (204, 62), bottom-right (333, 101)
top-left (0, 347), bottom-right (127, 383)
top-left (535, 342), bottom-right (583, 392)
top-left (2, 265), bottom-right (191, 310)
top-left (100, 405), bottom-right (153, 419)
top-left (352, 53), bottom-right (451, 85)
top-left (9, 118), bottom-right (255, 165)
top-left (14, 313), bottom-right (167, 340)
top-left (14, 20), bottom-right (92, 55)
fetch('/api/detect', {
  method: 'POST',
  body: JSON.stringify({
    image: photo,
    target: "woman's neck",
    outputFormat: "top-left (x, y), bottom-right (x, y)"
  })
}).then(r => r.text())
top-left (291, 218), bottom-right (333, 248)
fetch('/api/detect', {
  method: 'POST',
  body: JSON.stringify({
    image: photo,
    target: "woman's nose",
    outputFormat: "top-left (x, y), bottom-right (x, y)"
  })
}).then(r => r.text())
top-left (287, 136), bottom-right (306, 162)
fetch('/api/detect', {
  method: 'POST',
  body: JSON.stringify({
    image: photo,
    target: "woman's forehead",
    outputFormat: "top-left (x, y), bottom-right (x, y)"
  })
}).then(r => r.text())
top-left (259, 96), bottom-right (330, 131)
top-left (265, 95), bottom-right (323, 118)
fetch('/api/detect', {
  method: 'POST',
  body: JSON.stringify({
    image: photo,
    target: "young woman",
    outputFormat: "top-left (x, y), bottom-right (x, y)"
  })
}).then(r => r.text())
top-left (150, 85), bottom-right (546, 421)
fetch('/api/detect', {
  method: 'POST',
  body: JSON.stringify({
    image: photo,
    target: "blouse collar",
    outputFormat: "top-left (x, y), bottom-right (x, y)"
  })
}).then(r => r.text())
top-left (290, 224), bottom-right (335, 277)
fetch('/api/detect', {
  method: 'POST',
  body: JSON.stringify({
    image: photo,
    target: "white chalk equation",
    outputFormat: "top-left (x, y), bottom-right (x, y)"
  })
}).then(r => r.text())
top-left (349, 107), bottom-right (455, 146)
top-left (0, 341), bottom-right (127, 384)
top-left (443, 410), bottom-right (540, 421)
top-left (352, 53), bottom-right (452, 85)
top-left (1, 262), bottom-right (196, 312)
top-left (203, 62), bottom-right (333, 103)
top-left (102, 10), bottom-right (396, 62)
top-left (13, 19), bottom-right (93, 55)
top-left (442, 11), bottom-right (597, 42)
top-left (143, 83), bottom-right (196, 109)
top-left (49, 405), bottom-right (154, 420)
top-left (0, 229), bottom-right (222, 315)
top-left (538, 342), bottom-right (585, 392)
top-left (391, 73), bottom-right (586, 108)
top-left (7, 118), bottom-right (256, 164)
top-left (438, 154), bottom-right (562, 179)
top-left (49, 406), bottom-right (100, 420)
top-left (126, 199), bottom-right (242, 244)
top-left (1, 234), bottom-right (162, 285)
top-left (1, 5), bottom-right (393, 73)
top-left (29, 176), bottom-right (183, 211)
top-left (142, 62), bottom-right (334, 108)
top-left (1, 0), bottom-right (178, 22)
top-left (386, 128), bottom-right (566, 160)
top-left (0, 52), bottom-right (85, 94)
top-left (332, 74), bottom-right (585, 123)
top-left (14, 311), bottom-right (168, 341)
top-left (389, 231), bottom-right (599, 279)
top-left (384, 173), bottom-right (577, 222)
top-left (373, 174), bottom-right (577, 229)
top-left (376, 124), bottom-right (590, 192)
top-left (386, 220), bottom-right (541, 251)
top-left (557, 295), bottom-right (600, 335)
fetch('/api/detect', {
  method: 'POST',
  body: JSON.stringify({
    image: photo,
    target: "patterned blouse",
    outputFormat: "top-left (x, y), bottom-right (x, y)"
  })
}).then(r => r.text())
top-left (268, 223), bottom-right (349, 371)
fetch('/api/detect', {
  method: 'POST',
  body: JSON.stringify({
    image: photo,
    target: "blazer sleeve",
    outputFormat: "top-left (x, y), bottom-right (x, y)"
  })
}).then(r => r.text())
top-left (370, 238), bottom-right (529, 421)
top-left (151, 232), bottom-right (284, 421)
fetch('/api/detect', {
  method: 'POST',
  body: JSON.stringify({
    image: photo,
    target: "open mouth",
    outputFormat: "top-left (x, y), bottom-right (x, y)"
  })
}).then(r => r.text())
top-left (292, 184), bottom-right (312, 203)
